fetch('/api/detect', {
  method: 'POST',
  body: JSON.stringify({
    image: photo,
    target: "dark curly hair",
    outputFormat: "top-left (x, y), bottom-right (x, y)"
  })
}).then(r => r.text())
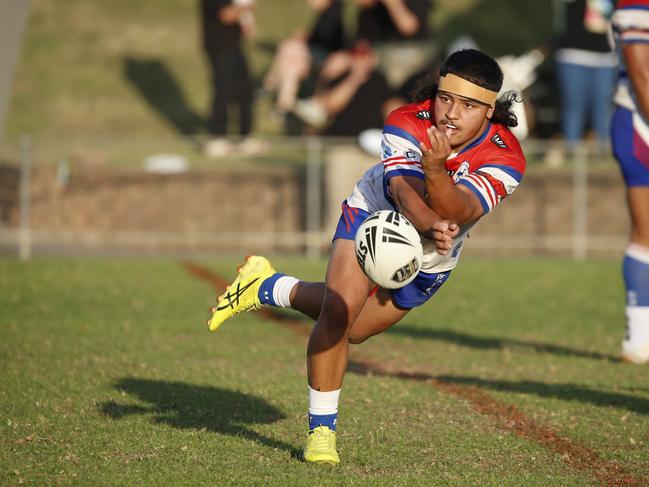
top-left (411, 49), bottom-right (519, 128)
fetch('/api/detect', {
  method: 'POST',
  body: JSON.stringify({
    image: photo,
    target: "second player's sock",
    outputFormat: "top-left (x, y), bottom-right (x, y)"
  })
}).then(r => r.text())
top-left (624, 243), bottom-right (649, 347)
top-left (258, 273), bottom-right (299, 308)
top-left (308, 385), bottom-right (340, 432)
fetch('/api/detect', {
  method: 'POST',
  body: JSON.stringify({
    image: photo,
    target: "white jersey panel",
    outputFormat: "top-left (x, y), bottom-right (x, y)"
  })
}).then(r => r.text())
top-left (346, 162), bottom-right (468, 273)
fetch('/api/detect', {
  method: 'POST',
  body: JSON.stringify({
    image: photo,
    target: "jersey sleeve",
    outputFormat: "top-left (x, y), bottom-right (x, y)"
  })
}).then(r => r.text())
top-left (611, 1), bottom-right (649, 44)
top-left (381, 109), bottom-right (426, 182)
top-left (456, 157), bottom-right (525, 214)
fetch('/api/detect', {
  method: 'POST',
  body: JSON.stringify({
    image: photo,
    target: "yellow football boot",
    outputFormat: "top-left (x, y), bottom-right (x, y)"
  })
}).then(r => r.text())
top-left (303, 426), bottom-right (340, 464)
top-left (208, 256), bottom-right (275, 331)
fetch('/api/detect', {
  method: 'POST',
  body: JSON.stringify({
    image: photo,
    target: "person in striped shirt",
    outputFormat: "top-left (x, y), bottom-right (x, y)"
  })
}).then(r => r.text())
top-left (610, 0), bottom-right (649, 364)
top-left (208, 48), bottom-right (527, 463)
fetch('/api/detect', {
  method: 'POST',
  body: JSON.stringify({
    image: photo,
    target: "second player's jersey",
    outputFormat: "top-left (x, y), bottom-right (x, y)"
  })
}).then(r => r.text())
top-left (611, 0), bottom-right (649, 147)
top-left (346, 98), bottom-right (526, 273)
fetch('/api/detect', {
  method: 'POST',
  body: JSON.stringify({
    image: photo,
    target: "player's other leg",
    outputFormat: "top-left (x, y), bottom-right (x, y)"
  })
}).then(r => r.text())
top-left (622, 187), bottom-right (649, 364)
top-left (208, 256), bottom-right (276, 331)
top-left (207, 255), bottom-right (328, 331)
top-left (612, 107), bottom-right (649, 364)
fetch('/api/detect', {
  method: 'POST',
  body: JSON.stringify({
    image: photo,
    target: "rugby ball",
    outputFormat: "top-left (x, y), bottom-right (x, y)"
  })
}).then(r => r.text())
top-left (354, 210), bottom-right (423, 289)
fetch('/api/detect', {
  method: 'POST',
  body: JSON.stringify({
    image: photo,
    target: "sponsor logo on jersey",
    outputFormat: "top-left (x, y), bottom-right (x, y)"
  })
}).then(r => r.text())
top-left (423, 271), bottom-right (449, 295)
top-left (383, 145), bottom-right (393, 159)
top-left (451, 241), bottom-right (463, 257)
top-left (416, 110), bottom-right (431, 120)
top-left (405, 150), bottom-right (417, 160)
top-left (491, 133), bottom-right (507, 149)
top-left (451, 161), bottom-right (470, 183)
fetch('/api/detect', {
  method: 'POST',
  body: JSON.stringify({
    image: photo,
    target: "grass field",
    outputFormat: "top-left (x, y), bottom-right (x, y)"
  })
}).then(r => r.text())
top-left (1, 256), bottom-right (648, 485)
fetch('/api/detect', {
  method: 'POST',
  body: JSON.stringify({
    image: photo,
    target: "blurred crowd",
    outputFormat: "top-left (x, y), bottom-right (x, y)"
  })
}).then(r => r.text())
top-left (200, 0), bottom-right (618, 160)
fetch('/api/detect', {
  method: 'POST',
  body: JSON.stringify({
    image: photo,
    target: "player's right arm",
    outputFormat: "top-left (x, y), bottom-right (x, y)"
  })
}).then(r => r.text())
top-left (623, 42), bottom-right (649, 119)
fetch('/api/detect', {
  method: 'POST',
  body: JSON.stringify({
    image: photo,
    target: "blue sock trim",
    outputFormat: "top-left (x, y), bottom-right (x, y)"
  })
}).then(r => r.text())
top-left (309, 413), bottom-right (337, 432)
top-left (624, 254), bottom-right (649, 306)
top-left (257, 273), bottom-right (285, 306)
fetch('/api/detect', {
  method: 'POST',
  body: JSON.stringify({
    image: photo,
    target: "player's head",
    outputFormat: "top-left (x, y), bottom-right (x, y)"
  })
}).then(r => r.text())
top-left (433, 49), bottom-right (517, 149)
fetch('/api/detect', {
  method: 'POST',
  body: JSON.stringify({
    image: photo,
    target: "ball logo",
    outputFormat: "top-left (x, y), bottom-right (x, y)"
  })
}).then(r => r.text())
top-left (356, 225), bottom-right (377, 268)
top-left (391, 257), bottom-right (419, 283)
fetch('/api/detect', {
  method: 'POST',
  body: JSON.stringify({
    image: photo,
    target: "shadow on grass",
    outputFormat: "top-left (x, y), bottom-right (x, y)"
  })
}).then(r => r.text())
top-left (387, 325), bottom-right (618, 362)
top-left (348, 361), bottom-right (649, 415)
top-left (123, 56), bottom-right (206, 135)
top-left (100, 378), bottom-right (300, 457)
top-left (437, 375), bottom-right (649, 416)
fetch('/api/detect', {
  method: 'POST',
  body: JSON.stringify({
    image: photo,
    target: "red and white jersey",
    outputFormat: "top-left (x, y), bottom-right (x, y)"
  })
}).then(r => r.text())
top-left (346, 98), bottom-right (526, 273)
top-left (611, 0), bottom-right (649, 146)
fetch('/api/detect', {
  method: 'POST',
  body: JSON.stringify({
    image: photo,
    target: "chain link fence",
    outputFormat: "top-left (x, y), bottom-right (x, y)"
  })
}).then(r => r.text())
top-left (0, 135), bottom-right (626, 260)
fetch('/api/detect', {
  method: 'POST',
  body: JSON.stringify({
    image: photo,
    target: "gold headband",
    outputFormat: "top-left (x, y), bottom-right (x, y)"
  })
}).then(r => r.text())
top-left (438, 73), bottom-right (498, 107)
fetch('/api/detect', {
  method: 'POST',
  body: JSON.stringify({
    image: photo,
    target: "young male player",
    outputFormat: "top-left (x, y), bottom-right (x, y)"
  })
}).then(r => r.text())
top-left (208, 49), bottom-right (526, 463)
top-left (610, 0), bottom-right (649, 364)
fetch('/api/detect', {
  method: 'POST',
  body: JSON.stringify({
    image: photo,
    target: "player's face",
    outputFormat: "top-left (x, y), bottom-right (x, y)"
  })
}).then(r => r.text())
top-left (434, 91), bottom-right (494, 151)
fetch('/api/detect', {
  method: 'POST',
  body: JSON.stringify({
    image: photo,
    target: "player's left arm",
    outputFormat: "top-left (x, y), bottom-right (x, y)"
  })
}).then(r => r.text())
top-left (420, 126), bottom-right (484, 225)
top-left (389, 175), bottom-right (459, 255)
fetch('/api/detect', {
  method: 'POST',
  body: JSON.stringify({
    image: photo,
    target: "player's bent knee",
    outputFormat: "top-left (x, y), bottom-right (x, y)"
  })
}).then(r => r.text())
top-left (348, 335), bottom-right (368, 345)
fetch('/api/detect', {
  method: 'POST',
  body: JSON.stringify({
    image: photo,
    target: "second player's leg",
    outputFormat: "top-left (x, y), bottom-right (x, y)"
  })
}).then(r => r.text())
top-left (628, 187), bottom-right (649, 247)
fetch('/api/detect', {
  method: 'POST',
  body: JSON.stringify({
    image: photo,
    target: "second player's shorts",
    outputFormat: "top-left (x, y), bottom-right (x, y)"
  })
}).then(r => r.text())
top-left (611, 106), bottom-right (649, 187)
top-left (333, 201), bottom-right (451, 309)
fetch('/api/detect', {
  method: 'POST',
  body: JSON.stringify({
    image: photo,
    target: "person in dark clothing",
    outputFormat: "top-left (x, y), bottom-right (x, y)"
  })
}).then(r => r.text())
top-left (554, 0), bottom-right (617, 150)
top-left (201, 0), bottom-right (256, 156)
top-left (263, 0), bottom-right (345, 113)
top-left (355, 0), bottom-right (431, 43)
top-left (290, 41), bottom-right (403, 134)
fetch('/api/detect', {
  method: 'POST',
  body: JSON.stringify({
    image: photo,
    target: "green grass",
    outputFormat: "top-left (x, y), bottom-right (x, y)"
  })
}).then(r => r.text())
top-left (1, 256), bottom-right (648, 485)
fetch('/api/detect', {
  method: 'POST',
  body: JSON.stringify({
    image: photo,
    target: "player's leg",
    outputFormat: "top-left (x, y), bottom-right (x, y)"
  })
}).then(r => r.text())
top-left (303, 238), bottom-right (371, 464)
top-left (622, 187), bottom-right (649, 364)
top-left (612, 106), bottom-right (649, 364)
top-left (208, 202), bottom-right (367, 330)
top-left (348, 269), bottom-right (452, 344)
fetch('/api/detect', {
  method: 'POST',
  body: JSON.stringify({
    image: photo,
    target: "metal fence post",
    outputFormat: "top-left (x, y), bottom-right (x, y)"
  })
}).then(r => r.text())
top-left (305, 136), bottom-right (322, 259)
top-left (18, 136), bottom-right (32, 260)
top-left (19, 135), bottom-right (32, 261)
top-left (571, 143), bottom-right (588, 260)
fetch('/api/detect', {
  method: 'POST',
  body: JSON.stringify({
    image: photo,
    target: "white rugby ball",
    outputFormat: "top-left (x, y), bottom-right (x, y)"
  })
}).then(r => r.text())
top-left (354, 210), bottom-right (423, 289)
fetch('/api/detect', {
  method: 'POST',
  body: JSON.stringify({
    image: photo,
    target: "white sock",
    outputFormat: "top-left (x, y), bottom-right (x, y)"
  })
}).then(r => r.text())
top-left (308, 385), bottom-right (340, 416)
top-left (273, 276), bottom-right (299, 308)
top-left (625, 306), bottom-right (649, 347)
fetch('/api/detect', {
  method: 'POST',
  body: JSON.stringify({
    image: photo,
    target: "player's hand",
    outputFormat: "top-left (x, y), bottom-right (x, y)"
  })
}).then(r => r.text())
top-left (421, 126), bottom-right (452, 175)
top-left (431, 219), bottom-right (459, 255)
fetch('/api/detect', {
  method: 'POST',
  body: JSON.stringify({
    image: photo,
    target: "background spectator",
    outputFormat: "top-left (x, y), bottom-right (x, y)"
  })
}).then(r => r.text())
top-left (291, 41), bottom-right (402, 136)
top-left (201, 0), bottom-right (259, 157)
top-left (554, 0), bottom-right (617, 154)
top-left (355, 0), bottom-right (435, 89)
top-left (262, 0), bottom-right (345, 114)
